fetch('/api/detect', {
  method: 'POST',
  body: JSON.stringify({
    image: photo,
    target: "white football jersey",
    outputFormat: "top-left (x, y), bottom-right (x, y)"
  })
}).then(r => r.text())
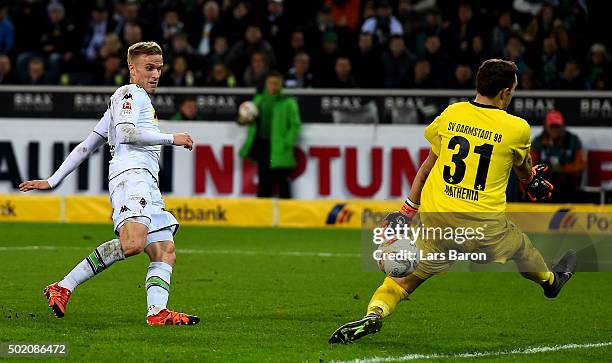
top-left (107, 84), bottom-right (162, 182)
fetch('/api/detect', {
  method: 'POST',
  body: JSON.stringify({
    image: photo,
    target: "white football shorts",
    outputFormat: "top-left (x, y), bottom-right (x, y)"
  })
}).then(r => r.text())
top-left (109, 169), bottom-right (178, 245)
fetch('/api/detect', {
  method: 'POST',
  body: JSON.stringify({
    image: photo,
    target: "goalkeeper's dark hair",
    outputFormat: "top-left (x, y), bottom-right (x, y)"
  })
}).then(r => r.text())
top-left (475, 59), bottom-right (517, 97)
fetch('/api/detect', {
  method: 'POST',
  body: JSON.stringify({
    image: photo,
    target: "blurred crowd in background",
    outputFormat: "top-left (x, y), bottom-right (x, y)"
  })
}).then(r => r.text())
top-left (0, 0), bottom-right (610, 90)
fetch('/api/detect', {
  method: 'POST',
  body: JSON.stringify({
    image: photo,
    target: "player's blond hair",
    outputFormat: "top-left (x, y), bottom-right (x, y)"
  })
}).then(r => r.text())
top-left (127, 41), bottom-right (162, 64)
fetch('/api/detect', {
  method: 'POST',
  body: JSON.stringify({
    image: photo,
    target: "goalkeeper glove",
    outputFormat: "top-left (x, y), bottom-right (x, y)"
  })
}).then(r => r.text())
top-left (520, 164), bottom-right (554, 202)
top-left (380, 198), bottom-right (419, 230)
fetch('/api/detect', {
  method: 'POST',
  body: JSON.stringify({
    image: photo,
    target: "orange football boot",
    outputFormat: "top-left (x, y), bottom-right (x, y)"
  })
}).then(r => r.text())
top-left (43, 282), bottom-right (71, 318)
top-left (146, 309), bottom-right (200, 326)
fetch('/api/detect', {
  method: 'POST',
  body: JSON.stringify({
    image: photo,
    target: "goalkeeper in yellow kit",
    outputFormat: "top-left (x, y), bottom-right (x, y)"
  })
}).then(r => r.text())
top-left (329, 59), bottom-right (576, 344)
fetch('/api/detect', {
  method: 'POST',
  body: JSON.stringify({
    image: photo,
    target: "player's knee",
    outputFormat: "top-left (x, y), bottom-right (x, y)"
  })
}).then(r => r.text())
top-left (120, 236), bottom-right (146, 256)
top-left (119, 221), bottom-right (149, 256)
top-left (119, 231), bottom-right (147, 256)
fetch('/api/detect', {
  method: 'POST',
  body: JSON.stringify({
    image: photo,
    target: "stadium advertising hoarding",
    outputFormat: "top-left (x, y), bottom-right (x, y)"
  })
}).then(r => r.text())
top-left (3, 193), bottom-right (612, 237)
top-left (0, 120), bottom-right (611, 198)
top-left (0, 194), bottom-right (61, 222)
top-left (63, 196), bottom-right (275, 227)
top-left (0, 86), bottom-right (611, 126)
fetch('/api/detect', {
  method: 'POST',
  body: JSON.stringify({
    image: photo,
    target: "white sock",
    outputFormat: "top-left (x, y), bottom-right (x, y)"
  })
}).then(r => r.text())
top-left (146, 262), bottom-right (172, 316)
top-left (58, 239), bottom-right (125, 291)
top-left (58, 260), bottom-right (93, 292)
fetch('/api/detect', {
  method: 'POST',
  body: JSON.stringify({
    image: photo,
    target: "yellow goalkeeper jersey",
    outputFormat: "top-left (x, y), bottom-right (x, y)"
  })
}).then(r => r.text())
top-left (420, 101), bottom-right (531, 213)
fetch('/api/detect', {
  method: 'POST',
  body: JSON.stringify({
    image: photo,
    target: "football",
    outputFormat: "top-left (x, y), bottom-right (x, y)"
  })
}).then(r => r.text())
top-left (238, 101), bottom-right (259, 124)
top-left (376, 238), bottom-right (419, 277)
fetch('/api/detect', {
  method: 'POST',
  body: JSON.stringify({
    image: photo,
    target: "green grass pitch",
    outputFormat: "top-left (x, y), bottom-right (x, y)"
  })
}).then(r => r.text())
top-left (1, 222), bottom-right (611, 362)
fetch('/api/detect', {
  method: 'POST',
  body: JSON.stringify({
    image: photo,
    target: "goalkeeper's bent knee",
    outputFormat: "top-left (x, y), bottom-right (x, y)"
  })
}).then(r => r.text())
top-left (367, 277), bottom-right (409, 318)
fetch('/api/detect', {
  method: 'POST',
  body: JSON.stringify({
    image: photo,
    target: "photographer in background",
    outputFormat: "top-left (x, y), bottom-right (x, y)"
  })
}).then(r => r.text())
top-left (531, 110), bottom-right (586, 202)
top-left (239, 71), bottom-right (301, 198)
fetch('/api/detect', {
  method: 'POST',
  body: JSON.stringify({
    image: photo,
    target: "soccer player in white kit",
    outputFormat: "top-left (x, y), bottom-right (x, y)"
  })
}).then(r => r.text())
top-left (19, 42), bottom-right (199, 325)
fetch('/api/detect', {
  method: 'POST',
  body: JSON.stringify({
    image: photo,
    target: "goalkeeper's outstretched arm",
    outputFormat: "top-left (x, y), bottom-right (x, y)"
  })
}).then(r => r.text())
top-left (388, 148), bottom-right (438, 220)
top-left (407, 149), bottom-right (438, 205)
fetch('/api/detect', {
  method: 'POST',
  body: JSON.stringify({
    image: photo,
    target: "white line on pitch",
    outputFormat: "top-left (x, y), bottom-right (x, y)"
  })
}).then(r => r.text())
top-left (331, 341), bottom-right (612, 363)
top-left (0, 246), bottom-right (61, 251)
top-left (0, 245), bottom-right (359, 258)
top-left (179, 248), bottom-right (359, 258)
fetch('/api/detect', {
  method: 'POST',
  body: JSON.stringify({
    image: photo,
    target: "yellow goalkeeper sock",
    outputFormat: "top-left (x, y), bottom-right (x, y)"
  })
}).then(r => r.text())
top-left (366, 277), bottom-right (408, 318)
top-left (522, 271), bottom-right (555, 285)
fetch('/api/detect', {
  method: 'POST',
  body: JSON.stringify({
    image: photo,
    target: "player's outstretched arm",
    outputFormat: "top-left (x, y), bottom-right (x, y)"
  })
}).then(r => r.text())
top-left (19, 131), bottom-right (107, 192)
top-left (115, 124), bottom-right (194, 151)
